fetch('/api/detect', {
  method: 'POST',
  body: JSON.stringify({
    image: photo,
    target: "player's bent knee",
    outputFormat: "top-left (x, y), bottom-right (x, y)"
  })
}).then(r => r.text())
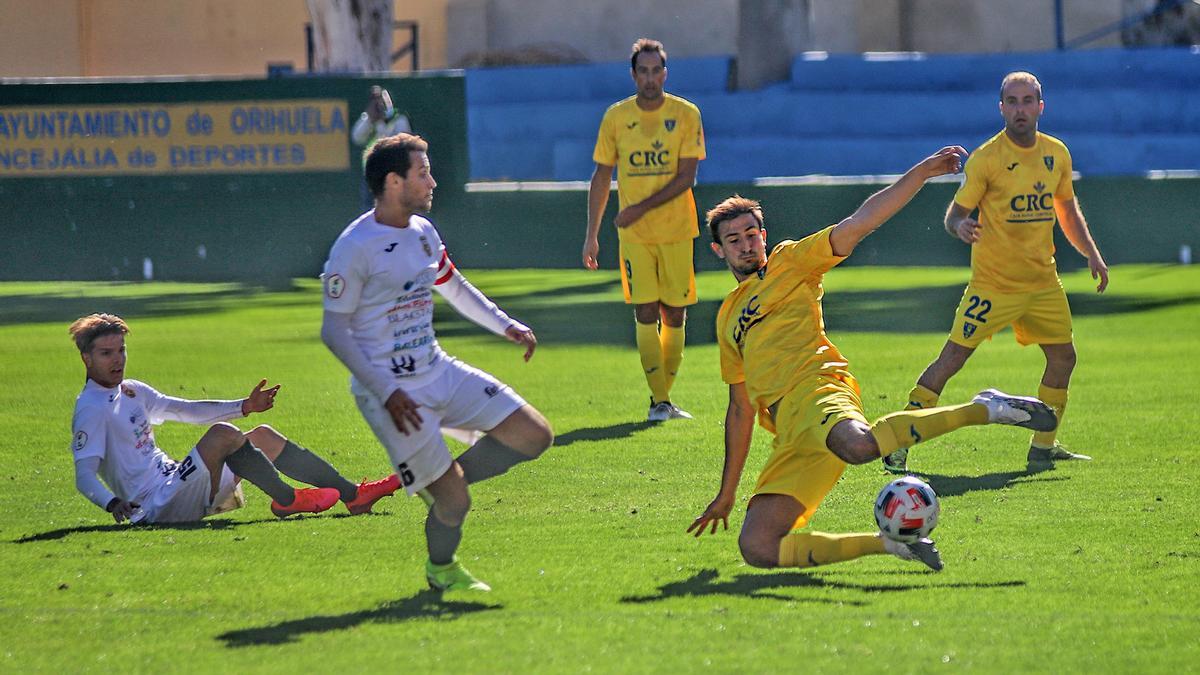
top-left (204, 422), bottom-right (244, 449)
top-left (527, 414), bottom-right (554, 455)
top-left (826, 422), bottom-right (878, 465)
top-left (738, 533), bottom-right (779, 569)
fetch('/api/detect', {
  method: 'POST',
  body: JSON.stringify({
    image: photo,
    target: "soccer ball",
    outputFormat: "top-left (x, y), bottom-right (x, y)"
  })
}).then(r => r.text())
top-left (874, 476), bottom-right (940, 543)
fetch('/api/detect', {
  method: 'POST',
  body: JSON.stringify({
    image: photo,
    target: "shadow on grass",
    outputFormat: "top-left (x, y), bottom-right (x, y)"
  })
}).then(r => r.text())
top-left (620, 568), bottom-right (1025, 605)
top-left (10, 517), bottom-right (286, 543)
top-left (915, 460), bottom-right (1069, 499)
top-left (217, 589), bottom-right (501, 648)
top-left (554, 421), bottom-right (658, 448)
top-left (0, 284), bottom-right (313, 327)
top-left (6, 276), bottom-right (1195, 345)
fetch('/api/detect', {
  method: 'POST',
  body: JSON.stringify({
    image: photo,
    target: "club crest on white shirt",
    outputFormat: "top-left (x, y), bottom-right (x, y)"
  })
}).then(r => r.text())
top-left (73, 430), bottom-right (88, 452)
top-left (419, 236), bottom-right (432, 257)
top-left (326, 274), bottom-right (346, 298)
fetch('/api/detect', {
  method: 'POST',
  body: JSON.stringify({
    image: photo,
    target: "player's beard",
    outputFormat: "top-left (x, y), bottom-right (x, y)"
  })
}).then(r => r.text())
top-left (729, 254), bottom-right (765, 278)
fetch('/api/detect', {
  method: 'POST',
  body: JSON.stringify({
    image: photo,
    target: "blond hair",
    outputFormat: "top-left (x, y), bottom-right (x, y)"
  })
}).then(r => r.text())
top-left (1000, 71), bottom-right (1042, 101)
top-left (69, 313), bottom-right (129, 353)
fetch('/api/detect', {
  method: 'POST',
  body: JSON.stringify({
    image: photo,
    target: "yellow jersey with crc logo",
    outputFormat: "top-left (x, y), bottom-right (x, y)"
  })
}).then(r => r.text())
top-left (592, 93), bottom-right (705, 244)
top-left (955, 130), bottom-right (1075, 292)
top-left (716, 226), bottom-right (848, 412)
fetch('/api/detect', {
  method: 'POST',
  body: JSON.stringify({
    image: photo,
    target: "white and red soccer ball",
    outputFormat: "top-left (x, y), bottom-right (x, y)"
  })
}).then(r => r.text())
top-left (874, 476), bottom-right (940, 543)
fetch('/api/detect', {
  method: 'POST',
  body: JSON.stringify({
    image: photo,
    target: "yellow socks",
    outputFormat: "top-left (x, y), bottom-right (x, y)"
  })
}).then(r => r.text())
top-left (870, 403), bottom-right (990, 456)
top-left (1032, 384), bottom-right (1068, 448)
top-left (660, 322), bottom-right (685, 392)
top-left (906, 384), bottom-right (940, 410)
top-left (778, 531), bottom-right (885, 567)
top-left (636, 321), bottom-right (670, 404)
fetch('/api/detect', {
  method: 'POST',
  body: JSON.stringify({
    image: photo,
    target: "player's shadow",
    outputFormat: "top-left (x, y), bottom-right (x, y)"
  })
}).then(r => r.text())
top-left (553, 421), bottom-right (657, 448)
top-left (620, 568), bottom-right (1025, 605)
top-left (10, 517), bottom-right (276, 543)
top-left (914, 461), bottom-right (1067, 499)
top-left (216, 589), bottom-right (501, 648)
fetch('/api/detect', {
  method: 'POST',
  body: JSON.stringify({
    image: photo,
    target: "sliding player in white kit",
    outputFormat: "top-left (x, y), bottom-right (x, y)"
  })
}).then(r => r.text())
top-left (321, 133), bottom-right (554, 593)
top-left (69, 313), bottom-right (400, 525)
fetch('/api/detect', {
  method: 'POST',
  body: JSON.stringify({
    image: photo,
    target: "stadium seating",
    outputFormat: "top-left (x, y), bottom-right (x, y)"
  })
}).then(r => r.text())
top-left (465, 48), bottom-right (1200, 182)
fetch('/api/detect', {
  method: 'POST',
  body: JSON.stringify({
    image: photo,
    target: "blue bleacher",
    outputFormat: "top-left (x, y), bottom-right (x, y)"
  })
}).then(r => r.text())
top-left (466, 48), bottom-right (1200, 182)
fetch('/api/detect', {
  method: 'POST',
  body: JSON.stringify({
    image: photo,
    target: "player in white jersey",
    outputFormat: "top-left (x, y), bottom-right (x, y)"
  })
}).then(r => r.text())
top-left (69, 314), bottom-right (400, 524)
top-left (322, 133), bottom-right (554, 592)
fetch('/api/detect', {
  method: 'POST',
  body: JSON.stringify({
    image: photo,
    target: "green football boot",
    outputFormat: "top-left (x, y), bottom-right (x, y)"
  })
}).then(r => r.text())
top-left (881, 447), bottom-right (910, 475)
top-left (426, 557), bottom-right (491, 592)
top-left (1028, 442), bottom-right (1092, 462)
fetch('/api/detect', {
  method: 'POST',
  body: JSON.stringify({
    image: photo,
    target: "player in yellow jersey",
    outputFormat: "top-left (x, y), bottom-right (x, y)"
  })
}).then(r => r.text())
top-left (882, 72), bottom-right (1109, 474)
top-left (688, 147), bottom-right (1059, 572)
top-left (582, 38), bottom-right (706, 422)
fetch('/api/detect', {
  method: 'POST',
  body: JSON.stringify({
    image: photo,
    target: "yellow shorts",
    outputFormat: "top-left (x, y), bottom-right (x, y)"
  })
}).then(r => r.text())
top-left (754, 371), bottom-right (869, 530)
top-left (618, 239), bottom-right (697, 306)
top-left (948, 282), bottom-right (1073, 348)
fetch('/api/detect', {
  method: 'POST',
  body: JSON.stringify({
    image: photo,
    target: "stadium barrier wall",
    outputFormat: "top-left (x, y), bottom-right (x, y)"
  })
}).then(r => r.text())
top-left (0, 73), bottom-right (466, 284)
top-left (436, 177), bottom-right (1198, 273)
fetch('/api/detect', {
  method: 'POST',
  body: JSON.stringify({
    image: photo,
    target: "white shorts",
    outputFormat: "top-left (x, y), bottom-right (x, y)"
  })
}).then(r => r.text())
top-left (354, 358), bottom-right (526, 496)
top-left (134, 447), bottom-right (241, 524)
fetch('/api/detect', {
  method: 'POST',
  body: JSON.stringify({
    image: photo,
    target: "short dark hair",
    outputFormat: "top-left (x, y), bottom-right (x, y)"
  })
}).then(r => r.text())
top-left (706, 195), bottom-right (764, 243)
top-left (69, 313), bottom-right (129, 353)
top-left (630, 38), bottom-right (667, 71)
top-left (364, 133), bottom-right (429, 197)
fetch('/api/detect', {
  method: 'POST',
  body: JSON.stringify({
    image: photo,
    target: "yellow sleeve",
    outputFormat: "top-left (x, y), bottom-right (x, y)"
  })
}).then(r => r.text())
top-left (953, 151), bottom-right (988, 210)
top-left (592, 108), bottom-right (618, 166)
top-left (680, 106), bottom-right (706, 160)
top-left (773, 226), bottom-right (845, 278)
top-left (1054, 147), bottom-right (1075, 200)
top-left (717, 303), bottom-right (745, 385)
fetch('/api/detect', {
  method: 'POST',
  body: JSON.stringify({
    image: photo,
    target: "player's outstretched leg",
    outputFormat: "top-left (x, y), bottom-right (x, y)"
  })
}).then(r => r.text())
top-left (840, 389), bottom-right (1055, 467)
top-left (246, 425), bottom-right (400, 515)
top-left (196, 423), bottom-right (340, 518)
top-left (739, 495), bottom-right (942, 572)
top-left (456, 405), bottom-right (553, 485)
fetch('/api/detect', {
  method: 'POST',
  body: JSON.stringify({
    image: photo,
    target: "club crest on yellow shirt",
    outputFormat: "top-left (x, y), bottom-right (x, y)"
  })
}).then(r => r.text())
top-left (1043, 155), bottom-right (1054, 171)
top-left (664, 119), bottom-right (676, 131)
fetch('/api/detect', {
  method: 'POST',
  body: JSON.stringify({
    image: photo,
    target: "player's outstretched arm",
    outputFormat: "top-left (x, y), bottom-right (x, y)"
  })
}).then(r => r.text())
top-left (830, 146), bottom-right (966, 257)
top-left (688, 382), bottom-right (755, 537)
top-left (434, 268), bottom-right (533, 359)
top-left (583, 163), bottom-right (614, 269)
top-left (1055, 197), bottom-right (1109, 293)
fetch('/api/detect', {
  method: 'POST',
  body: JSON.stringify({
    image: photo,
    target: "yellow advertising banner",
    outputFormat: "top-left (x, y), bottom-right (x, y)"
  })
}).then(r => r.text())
top-left (0, 99), bottom-right (350, 176)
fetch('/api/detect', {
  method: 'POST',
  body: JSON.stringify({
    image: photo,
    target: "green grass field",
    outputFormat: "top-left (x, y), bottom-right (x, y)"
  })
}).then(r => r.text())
top-left (1, 264), bottom-right (1197, 672)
